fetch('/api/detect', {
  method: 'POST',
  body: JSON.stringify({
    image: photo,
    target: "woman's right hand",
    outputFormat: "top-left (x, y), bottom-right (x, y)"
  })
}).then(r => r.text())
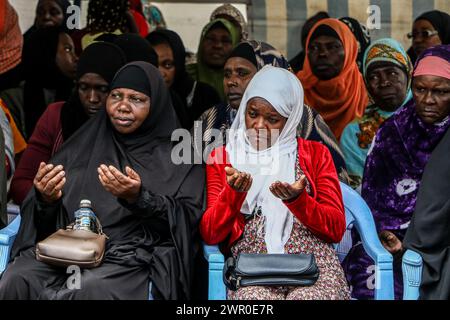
top-left (33, 162), bottom-right (66, 204)
top-left (225, 166), bottom-right (252, 192)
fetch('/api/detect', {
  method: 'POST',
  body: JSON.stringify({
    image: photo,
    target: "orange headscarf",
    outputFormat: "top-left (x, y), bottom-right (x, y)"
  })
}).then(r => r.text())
top-left (297, 18), bottom-right (368, 140)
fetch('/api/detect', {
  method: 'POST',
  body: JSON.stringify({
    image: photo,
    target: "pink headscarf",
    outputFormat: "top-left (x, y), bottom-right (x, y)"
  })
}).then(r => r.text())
top-left (414, 55), bottom-right (450, 79)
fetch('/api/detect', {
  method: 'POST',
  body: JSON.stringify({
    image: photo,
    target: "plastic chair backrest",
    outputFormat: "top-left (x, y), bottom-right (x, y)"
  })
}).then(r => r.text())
top-left (338, 182), bottom-right (394, 300)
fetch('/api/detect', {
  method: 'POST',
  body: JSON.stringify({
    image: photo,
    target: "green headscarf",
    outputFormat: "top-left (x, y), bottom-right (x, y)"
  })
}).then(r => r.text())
top-left (186, 18), bottom-right (240, 101)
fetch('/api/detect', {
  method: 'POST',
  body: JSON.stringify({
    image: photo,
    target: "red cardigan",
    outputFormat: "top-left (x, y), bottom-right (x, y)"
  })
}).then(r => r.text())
top-left (9, 102), bottom-right (64, 204)
top-left (200, 138), bottom-right (346, 250)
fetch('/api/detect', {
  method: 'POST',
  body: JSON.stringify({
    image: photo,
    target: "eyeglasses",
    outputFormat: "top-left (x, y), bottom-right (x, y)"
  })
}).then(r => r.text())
top-left (406, 30), bottom-right (439, 40)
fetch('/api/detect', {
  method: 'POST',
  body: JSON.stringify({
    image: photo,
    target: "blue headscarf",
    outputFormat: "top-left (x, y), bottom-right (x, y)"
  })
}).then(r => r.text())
top-left (363, 38), bottom-right (413, 106)
top-left (362, 44), bottom-right (450, 233)
top-left (340, 38), bottom-right (413, 189)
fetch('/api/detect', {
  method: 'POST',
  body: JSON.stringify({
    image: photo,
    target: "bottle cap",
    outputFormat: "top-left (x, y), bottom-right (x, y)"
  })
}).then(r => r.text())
top-left (80, 199), bottom-right (92, 208)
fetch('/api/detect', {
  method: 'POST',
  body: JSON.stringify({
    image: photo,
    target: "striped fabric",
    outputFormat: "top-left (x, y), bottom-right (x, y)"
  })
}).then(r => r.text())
top-left (249, 0), bottom-right (449, 59)
top-left (0, 1), bottom-right (23, 75)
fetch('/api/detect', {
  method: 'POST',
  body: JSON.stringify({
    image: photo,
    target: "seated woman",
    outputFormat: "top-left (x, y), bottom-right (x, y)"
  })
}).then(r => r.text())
top-left (406, 10), bottom-right (450, 65)
top-left (9, 42), bottom-right (127, 205)
top-left (1, 26), bottom-right (78, 138)
top-left (404, 127), bottom-right (450, 300)
top-left (146, 29), bottom-right (221, 129)
top-left (198, 40), bottom-right (349, 182)
top-left (297, 18), bottom-right (368, 140)
top-left (0, 62), bottom-right (204, 300)
top-left (186, 18), bottom-right (240, 102)
top-left (342, 45), bottom-right (450, 300)
top-left (23, 0), bottom-right (70, 41)
top-left (340, 38), bottom-right (413, 190)
top-left (200, 65), bottom-right (350, 300)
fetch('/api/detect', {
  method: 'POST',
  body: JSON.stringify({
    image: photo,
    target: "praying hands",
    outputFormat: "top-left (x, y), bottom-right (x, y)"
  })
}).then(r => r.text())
top-left (98, 164), bottom-right (141, 204)
top-left (270, 175), bottom-right (307, 201)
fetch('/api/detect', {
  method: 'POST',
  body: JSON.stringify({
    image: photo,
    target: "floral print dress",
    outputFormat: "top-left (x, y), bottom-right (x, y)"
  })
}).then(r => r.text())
top-left (228, 155), bottom-right (350, 300)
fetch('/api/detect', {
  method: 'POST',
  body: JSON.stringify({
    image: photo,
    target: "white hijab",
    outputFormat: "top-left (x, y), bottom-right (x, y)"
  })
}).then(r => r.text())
top-left (226, 65), bottom-right (304, 253)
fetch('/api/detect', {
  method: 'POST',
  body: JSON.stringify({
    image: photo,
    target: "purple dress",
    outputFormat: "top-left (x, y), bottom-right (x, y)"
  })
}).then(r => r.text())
top-left (342, 44), bottom-right (450, 300)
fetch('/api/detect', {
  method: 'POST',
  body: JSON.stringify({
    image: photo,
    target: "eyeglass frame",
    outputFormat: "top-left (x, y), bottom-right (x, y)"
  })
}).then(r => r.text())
top-left (406, 30), bottom-right (439, 40)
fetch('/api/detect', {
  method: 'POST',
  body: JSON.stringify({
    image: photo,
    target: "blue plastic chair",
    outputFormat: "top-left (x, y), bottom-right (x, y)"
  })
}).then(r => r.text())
top-left (0, 204), bottom-right (21, 276)
top-left (203, 182), bottom-right (395, 300)
top-left (402, 249), bottom-right (423, 300)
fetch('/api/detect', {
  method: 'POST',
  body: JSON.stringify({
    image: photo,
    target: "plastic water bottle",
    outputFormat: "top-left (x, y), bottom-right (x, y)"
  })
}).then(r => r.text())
top-left (74, 199), bottom-right (97, 233)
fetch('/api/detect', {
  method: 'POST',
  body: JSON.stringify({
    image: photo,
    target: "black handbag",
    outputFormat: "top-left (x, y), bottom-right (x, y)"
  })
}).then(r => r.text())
top-left (223, 253), bottom-right (320, 291)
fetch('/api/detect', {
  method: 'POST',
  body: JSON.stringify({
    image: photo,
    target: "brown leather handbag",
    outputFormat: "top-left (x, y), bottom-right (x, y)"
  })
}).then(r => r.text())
top-left (36, 219), bottom-right (107, 269)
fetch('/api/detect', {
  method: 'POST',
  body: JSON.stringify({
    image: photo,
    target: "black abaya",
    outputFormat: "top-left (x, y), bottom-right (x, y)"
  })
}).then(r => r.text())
top-left (0, 62), bottom-right (205, 300)
top-left (403, 128), bottom-right (450, 300)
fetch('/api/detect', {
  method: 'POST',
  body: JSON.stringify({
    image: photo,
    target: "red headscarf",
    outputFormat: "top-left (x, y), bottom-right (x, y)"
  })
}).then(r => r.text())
top-left (129, 0), bottom-right (149, 37)
top-left (297, 18), bottom-right (368, 140)
top-left (0, 1), bottom-right (23, 74)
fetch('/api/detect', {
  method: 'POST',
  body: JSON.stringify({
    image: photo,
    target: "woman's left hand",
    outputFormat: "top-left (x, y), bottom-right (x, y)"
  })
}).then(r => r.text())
top-left (270, 175), bottom-right (307, 201)
top-left (379, 230), bottom-right (403, 255)
top-left (98, 165), bottom-right (141, 203)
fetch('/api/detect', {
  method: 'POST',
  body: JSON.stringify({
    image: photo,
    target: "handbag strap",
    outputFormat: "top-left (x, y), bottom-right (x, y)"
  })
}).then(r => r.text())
top-left (66, 216), bottom-right (108, 239)
top-left (94, 216), bottom-right (109, 239)
top-left (223, 256), bottom-right (238, 291)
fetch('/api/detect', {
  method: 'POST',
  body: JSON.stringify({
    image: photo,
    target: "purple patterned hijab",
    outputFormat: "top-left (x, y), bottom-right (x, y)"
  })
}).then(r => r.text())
top-left (362, 45), bottom-right (450, 234)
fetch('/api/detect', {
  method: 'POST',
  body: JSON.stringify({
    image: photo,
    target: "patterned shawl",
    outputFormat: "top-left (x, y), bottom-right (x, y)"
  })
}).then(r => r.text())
top-left (361, 45), bottom-right (450, 233)
top-left (340, 38), bottom-right (413, 189)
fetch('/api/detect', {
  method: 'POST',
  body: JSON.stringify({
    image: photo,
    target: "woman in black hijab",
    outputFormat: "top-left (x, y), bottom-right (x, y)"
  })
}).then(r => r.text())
top-left (60, 41), bottom-right (127, 140)
top-left (146, 29), bottom-right (221, 129)
top-left (403, 128), bottom-right (450, 300)
top-left (22, 26), bottom-right (78, 138)
top-left (23, 0), bottom-right (71, 42)
top-left (0, 62), bottom-right (205, 300)
top-left (9, 41), bottom-right (127, 205)
top-left (113, 32), bottom-right (190, 130)
top-left (407, 10), bottom-right (450, 64)
top-left (114, 33), bottom-right (158, 67)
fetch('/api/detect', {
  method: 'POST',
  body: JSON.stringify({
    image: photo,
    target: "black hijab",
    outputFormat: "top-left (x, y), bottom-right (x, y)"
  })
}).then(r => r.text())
top-left (228, 42), bottom-right (258, 67)
top-left (415, 10), bottom-right (450, 44)
top-left (403, 128), bottom-right (450, 300)
top-left (24, 0), bottom-right (72, 41)
top-left (60, 41), bottom-right (127, 141)
top-left (146, 29), bottom-right (193, 100)
top-left (13, 62), bottom-right (204, 299)
top-left (408, 10), bottom-right (450, 64)
top-left (57, 61), bottom-right (191, 203)
top-left (22, 26), bottom-right (74, 138)
top-left (146, 29), bottom-right (221, 129)
top-left (114, 33), bottom-right (158, 66)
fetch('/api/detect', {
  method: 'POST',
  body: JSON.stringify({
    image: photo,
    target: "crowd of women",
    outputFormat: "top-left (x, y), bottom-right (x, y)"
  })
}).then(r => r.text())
top-left (0, 0), bottom-right (448, 300)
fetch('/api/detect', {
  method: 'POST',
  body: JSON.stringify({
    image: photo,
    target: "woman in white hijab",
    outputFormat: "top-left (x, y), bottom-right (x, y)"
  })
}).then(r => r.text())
top-left (200, 66), bottom-right (350, 300)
